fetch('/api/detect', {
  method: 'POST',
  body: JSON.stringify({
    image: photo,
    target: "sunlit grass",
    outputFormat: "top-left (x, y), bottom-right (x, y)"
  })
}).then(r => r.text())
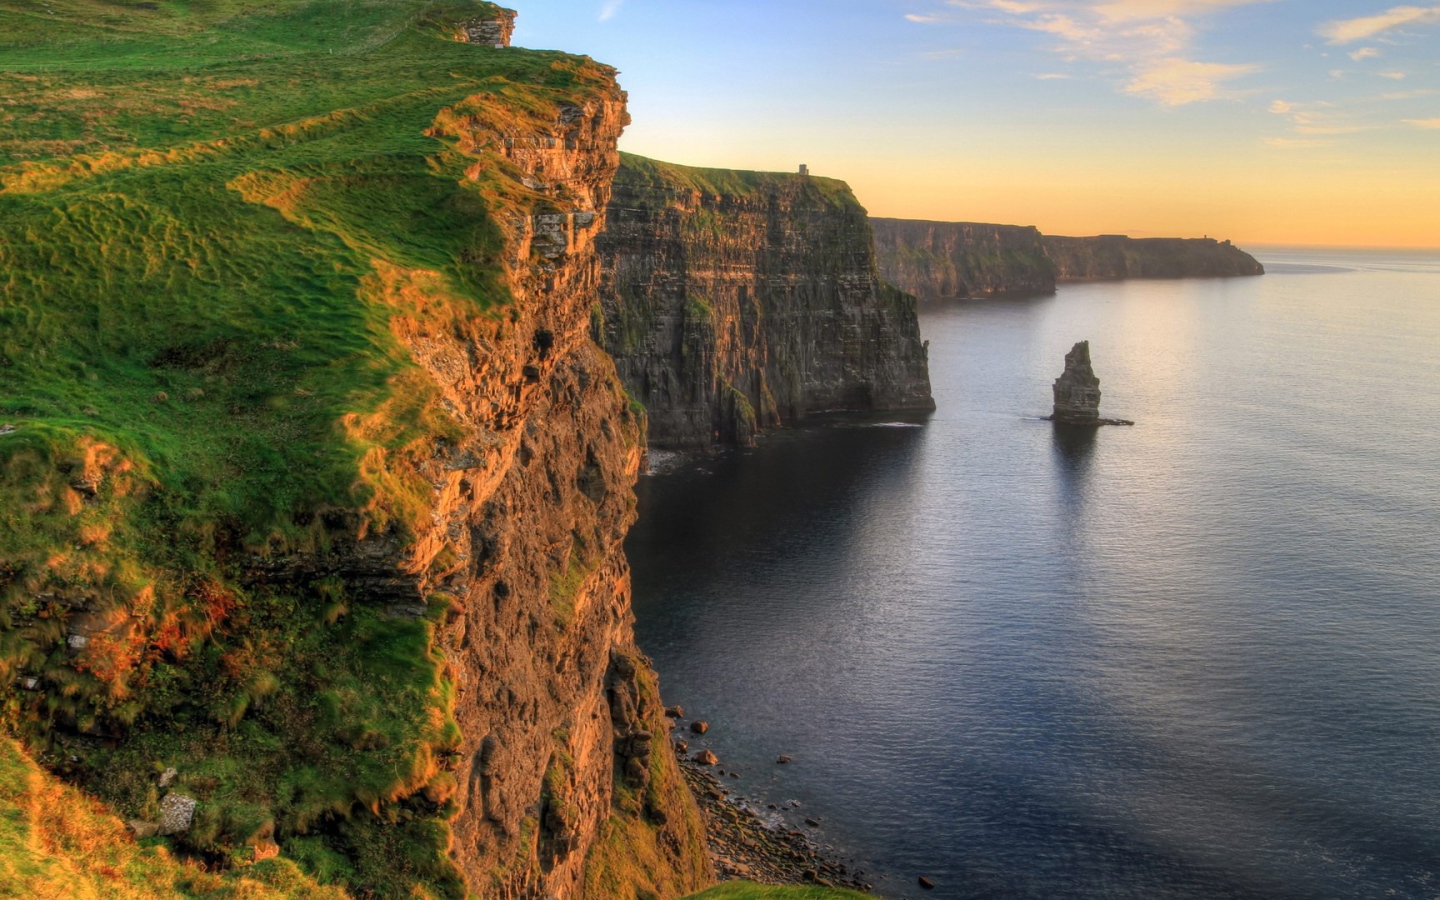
top-left (0, 1), bottom-right (620, 895)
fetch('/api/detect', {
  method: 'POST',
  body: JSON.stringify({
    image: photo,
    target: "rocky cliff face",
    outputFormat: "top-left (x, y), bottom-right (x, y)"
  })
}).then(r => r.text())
top-left (394, 72), bottom-right (710, 900)
top-left (1043, 234), bottom-right (1265, 280)
top-left (870, 218), bottom-right (1055, 299)
top-left (598, 156), bottom-right (934, 450)
top-left (0, 8), bottom-right (709, 898)
top-left (873, 219), bottom-right (1264, 300)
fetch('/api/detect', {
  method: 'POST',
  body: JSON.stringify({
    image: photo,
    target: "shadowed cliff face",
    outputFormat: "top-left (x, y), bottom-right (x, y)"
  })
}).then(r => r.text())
top-left (872, 219), bottom-right (1264, 301)
top-left (1042, 234), bottom-right (1265, 280)
top-left (598, 156), bottom-right (934, 450)
top-left (870, 217), bottom-right (1056, 300)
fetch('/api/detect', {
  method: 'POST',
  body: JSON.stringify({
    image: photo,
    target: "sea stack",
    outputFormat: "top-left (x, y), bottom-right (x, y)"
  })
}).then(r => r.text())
top-left (1052, 341), bottom-right (1102, 423)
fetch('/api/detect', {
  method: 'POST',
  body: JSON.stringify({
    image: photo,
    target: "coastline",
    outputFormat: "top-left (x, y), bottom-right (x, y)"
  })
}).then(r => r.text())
top-left (673, 739), bottom-right (874, 892)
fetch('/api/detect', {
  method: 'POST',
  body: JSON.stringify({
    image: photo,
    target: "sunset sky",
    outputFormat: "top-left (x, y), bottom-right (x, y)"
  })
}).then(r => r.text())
top-left (519, 1), bottom-right (1440, 248)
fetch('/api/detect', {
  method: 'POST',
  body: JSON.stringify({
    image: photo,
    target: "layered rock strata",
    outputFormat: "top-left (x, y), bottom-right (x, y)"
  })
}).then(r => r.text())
top-left (457, 6), bottom-right (517, 47)
top-left (392, 71), bottom-right (709, 900)
top-left (870, 217), bottom-right (1055, 299)
top-left (598, 155), bottom-right (935, 450)
top-left (1049, 341), bottom-right (1132, 426)
top-left (1051, 341), bottom-right (1102, 423)
top-left (872, 218), bottom-right (1264, 301)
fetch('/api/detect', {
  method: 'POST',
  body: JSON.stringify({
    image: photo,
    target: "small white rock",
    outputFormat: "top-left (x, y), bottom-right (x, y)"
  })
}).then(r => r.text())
top-left (158, 794), bottom-right (197, 836)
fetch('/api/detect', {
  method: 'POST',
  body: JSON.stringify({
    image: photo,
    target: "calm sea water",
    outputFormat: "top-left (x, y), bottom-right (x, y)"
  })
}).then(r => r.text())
top-left (626, 247), bottom-right (1440, 899)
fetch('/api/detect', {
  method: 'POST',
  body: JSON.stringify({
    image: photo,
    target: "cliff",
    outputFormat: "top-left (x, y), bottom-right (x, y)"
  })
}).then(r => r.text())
top-left (1043, 234), bottom-right (1265, 280)
top-left (873, 220), bottom-right (1264, 300)
top-left (870, 218), bottom-right (1056, 299)
top-left (0, 3), bottom-right (706, 898)
top-left (598, 156), bottom-right (934, 450)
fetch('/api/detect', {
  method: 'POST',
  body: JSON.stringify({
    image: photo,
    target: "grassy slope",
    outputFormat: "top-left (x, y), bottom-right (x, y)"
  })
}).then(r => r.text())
top-left (616, 153), bottom-right (861, 210)
top-left (0, 2), bottom-right (621, 896)
top-left (0, 736), bottom-right (343, 898)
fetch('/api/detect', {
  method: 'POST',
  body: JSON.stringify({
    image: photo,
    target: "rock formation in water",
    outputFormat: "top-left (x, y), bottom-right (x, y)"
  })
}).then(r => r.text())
top-left (1049, 341), bottom-right (1133, 426)
top-left (872, 219), bottom-right (1264, 301)
top-left (1051, 341), bottom-right (1103, 423)
top-left (869, 218), bottom-right (1056, 299)
top-left (598, 155), bottom-right (935, 450)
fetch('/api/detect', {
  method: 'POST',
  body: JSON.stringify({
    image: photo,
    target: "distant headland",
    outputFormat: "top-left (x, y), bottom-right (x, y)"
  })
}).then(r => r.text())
top-left (871, 218), bottom-right (1264, 301)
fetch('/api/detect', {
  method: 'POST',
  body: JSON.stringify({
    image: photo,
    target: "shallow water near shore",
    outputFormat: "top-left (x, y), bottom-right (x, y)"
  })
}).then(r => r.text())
top-left (626, 247), bottom-right (1440, 899)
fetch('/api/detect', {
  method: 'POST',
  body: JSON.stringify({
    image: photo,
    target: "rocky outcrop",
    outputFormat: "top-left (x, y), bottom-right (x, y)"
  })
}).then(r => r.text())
top-left (457, 6), bottom-right (517, 47)
top-left (870, 218), bottom-right (1055, 299)
top-left (873, 219), bottom-right (1263, 300)
top-left (1048, 341), bottom-right (1132, 426)
top-left (598, 155), bottom-right (934, 450)
top-left (397, 74), bottom-right (710, 900)
top-left (1051, 341), bottom-right (1102, 423)
top-left (1043, 234), bottom-right (1264, 280)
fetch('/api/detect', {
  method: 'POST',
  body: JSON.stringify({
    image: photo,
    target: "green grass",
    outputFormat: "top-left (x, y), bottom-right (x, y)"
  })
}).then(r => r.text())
top-left (0, 1), bottom-right (622, 895)
top-left (683, 885), bottom-right (870, 900)
top-left (0, 736), bottom-right (345, 898)
top-left (616, 153), bottom-right (862, 211)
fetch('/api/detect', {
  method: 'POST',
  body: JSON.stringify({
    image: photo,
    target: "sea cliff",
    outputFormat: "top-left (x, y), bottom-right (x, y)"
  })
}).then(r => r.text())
top-left (1043, 234), bottom-right (1265, 280)
top-left (869, 218), bottom-right (1055, 299)
top-left (599, 156), bottom-right (935, 450)
top-left (872, 218), bottom-right (1263, 300)
top-left (0, 3), bottom-right (708, 897)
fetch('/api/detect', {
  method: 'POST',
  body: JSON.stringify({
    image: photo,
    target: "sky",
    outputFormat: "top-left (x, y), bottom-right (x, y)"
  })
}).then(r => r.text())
top-left (516, 1), bottom-right (1440, 247)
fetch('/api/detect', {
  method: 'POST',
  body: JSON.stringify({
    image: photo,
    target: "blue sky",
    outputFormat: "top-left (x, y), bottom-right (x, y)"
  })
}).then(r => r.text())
top-left (516, 2), bottom-right (1440, 246)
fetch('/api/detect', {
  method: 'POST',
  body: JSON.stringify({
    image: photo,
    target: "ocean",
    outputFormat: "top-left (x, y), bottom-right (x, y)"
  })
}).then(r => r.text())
top-left (625, 247), bottom-right (1440, 899)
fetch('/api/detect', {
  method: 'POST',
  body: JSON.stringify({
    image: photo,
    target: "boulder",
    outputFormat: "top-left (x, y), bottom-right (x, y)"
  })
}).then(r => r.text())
top-left (694, 749), bottom-right (718, 766)
top-left (690, 720), bottom-right (709, 735)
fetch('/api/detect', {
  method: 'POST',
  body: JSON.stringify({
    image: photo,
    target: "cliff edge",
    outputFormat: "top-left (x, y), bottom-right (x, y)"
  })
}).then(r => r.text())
top-left (0, 3), bottom-right (707, 897)
top-left (599, 156), bottom-right (934, 450)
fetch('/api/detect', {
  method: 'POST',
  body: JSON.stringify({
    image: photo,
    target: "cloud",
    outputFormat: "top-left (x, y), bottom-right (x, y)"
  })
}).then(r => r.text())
top-left (1123, 58), bottom-right (1260, 104)
top-left (1404, 116), bottom-right (1440, 127)
top-left (598, 0), bottom-right (622, 22)
top-left (1318, 4), bottom-right (1440, 44)
top-left (1378, 71), bottom-right (1408, 79)
top-left (1349, 47), bottom-right (1382, 60)
top-left (1269, 99), bottom-right (1294, 114)
top-left (906, 13), bottom-right (946, 22)
top-left (1035, 72), bottom-right (1073, 79)
top-left (941, 0), bottom-right (1266, 104)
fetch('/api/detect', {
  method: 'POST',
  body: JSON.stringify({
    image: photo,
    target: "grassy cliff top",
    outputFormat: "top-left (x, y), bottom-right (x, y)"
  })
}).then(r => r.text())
top-left (616, 152), bottom-right (862, 211)
top-left (0, 2), bottom-right (616, 896)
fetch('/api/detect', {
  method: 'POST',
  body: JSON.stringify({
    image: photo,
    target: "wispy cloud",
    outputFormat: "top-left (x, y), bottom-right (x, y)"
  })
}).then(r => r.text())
top-left (1318, 4), bottom-right (1440, 44)
top-left (1379, 70), bottom-right (1408, 79)
top-left (906, 13), bottom-right (947, 23)
top-left (1349, 47), bottom-right (1382, 61)
top-left (1266, 98), bottom-right (1372, 135)
top-left (1404, 116), bottom-right (1440, 128)
top-left (1035, 72), bottom-right (1073, 79)
top-left (598, 0), bottom-right (623, 23)
top-left (1124, 58), bottom-right (1260, 104)
top-left (937, 0), bottom-right (1267, 105)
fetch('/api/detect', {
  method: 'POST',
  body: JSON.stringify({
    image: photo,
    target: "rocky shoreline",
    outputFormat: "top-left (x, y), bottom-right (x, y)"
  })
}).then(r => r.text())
top-left (670, 729), bottom-right (874, 892)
